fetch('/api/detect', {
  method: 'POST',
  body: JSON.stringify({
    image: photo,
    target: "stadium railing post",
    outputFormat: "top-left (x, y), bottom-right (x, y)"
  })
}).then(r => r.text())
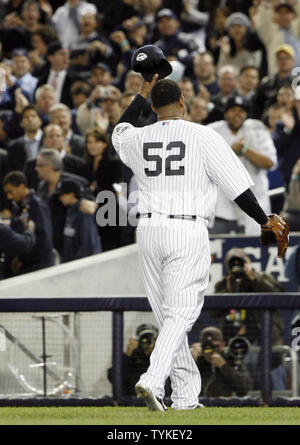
top-left (112, 310), bottom-right (124, 403)
top-left (260, 309), bottom-right (273, 406)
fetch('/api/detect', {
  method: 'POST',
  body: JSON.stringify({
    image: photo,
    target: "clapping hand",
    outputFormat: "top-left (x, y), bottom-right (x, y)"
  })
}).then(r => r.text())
top-left (220, 36), bottom-right (231, 56)
top-left (281, 110), bottom-right (295, 131)
top-left (231, 139), bottom-right (245, 155)
top-left (92, 109), bottom-right (109, 132)
top-left (87, 40), bottom-right (108, 55)
top-left (15, 88), bottom-right (29, 114)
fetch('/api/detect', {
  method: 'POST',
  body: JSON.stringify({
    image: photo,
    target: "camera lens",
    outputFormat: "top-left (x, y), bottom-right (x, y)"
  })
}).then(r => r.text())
top-left (139, 333), bottom-right (153, 346)
top-left (228, 336), bottom-right (250, 359)
top-left (229, 256), bottom-right (245, 276)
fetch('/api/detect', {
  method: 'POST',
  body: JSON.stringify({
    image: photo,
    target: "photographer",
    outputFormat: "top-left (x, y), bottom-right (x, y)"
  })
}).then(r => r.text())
top-left (107, 323), bottom-right (159, 397)
top-left (213, 248), bottom-right (284, 346)
top-left (213, 247), bottom-right (286, 390)
top-left (190, 327), bottom-right (252, 397)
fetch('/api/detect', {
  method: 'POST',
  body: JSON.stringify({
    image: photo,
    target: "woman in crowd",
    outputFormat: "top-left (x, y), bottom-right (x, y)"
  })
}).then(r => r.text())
top-left (78, 128), bottom-right (123, 251)
top-left (217, 12), bottom-right (267, 77)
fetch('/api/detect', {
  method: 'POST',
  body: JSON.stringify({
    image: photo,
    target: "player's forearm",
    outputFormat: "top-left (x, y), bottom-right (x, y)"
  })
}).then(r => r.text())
top-left (242, 147), bottom-right (274, 169)
top-left (117, 94), bottom-right (146, 126)
top-left (234, 188), bottom-right (268, 225)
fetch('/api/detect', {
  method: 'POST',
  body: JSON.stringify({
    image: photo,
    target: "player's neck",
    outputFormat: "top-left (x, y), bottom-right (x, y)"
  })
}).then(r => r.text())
top-left (157, 114), bottom-right (182, 121)
top-left (155, 102), bottom-right (184, 121)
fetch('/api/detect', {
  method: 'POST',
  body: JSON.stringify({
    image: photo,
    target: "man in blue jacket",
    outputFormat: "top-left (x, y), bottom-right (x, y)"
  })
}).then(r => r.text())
top-left (3, 170), bottom-right (54, 275)
top-left (58, 179), bottom-right (101, 263)
top-left (0, 219), bottom-right (35, 279)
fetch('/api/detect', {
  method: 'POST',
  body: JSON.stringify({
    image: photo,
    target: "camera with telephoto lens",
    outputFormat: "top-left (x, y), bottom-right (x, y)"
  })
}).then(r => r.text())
top-left (228, 256), bottom-right (246, 277)
top-left (201, 335), bottom-right (217, 355)
top-left (139, 332), bottom-right (155, 347)
top-left (228, 336), bottom-right (250, 366)
top-left (136, 324), bottom-right (158, 348)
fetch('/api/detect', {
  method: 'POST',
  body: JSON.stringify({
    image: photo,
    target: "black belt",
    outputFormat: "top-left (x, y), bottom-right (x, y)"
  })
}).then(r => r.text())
top-left (142, 213), bottom-right (197, 221)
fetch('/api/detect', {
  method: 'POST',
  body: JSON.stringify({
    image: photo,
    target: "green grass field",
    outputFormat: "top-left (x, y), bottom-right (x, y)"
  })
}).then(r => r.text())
top-left (0, 407), bottom-right (299, 425)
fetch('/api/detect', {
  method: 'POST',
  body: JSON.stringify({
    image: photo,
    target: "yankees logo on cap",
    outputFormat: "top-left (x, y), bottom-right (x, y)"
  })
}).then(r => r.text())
top-left (136, 53), bottom-right (148, 62)
top-left (224, 95), bottom-right (250, 112)
top-left (131, 44), bottom-right (172, 82)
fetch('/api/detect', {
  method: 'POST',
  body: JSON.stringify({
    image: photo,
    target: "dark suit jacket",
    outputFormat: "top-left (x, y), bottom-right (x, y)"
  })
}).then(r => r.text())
top-left (63, 153), bottom-right (84, 175)
top-left (37, 171), bottom-right (90, 252)
top-left (7, 136), bottom-right (43, 172)
top-left (36, 68), bottom-right (74, 108)
top-left (0, 148), bottom-right (8, 204)
top-left (10, 192), bottom-right (54, 273)
top-left (69, 133), bottom-right (85, 158)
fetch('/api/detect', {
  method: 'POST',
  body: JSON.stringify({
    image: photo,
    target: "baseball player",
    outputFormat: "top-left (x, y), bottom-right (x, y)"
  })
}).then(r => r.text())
top-left (111, 74), bottom-right (288, 412)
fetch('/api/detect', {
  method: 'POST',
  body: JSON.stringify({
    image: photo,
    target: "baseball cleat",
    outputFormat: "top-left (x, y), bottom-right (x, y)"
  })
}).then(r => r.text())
top-left (135, 383), bottom-right (167, 412)
top-left (197, 403), bottom-right (205, 408)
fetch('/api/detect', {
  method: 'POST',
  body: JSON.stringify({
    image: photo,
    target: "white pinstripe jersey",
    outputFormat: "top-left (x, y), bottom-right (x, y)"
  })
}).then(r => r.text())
top-left (112, 119), bottom-right (254, 221)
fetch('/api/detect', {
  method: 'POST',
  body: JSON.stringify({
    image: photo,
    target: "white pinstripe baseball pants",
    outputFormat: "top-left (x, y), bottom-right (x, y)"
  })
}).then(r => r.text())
top-left (136, 213), bottom-right (211, 410)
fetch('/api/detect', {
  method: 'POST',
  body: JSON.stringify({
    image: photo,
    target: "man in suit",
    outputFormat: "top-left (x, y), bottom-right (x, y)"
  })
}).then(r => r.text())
top-left (49, 103), bottom-right (85, 158)
top-left (24, 123), bottom-right (84, 189)
top-left (42, 123), bottom-right (84, 174)
top-left (7, 105), bottom-right (43, 172)
top-left (36, 41), bottom-right (74, 108)
top-left (35, 148), bottom-right (92, 255)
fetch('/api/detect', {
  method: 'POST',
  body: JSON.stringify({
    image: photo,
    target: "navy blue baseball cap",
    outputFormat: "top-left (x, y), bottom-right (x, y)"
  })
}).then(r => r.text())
top-left (131, 44), bottom-right (172, 82)
top-left (156, 8), bottom-right (178, 22)
top-left (224, 95), bottom-right (250, 113)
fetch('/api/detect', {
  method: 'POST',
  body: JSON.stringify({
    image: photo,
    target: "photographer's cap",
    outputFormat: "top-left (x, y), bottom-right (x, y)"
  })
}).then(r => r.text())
top-left (136, 323), bottom-right (158, 339)
top-left (200, 327), bottom-right (223, 342)
top-left (224, 247), bottom-right (248, 269)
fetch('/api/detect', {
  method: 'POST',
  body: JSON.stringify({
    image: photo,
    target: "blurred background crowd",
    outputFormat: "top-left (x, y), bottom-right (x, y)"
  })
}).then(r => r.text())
top-left (0, 0), bottom-right (300, 279)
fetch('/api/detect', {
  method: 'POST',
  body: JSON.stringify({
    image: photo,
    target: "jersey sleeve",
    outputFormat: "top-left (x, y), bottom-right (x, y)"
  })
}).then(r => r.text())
top-left (202, 126), bottom-right (254, 200)
top-left (111, 122), bottom-right (138, 165)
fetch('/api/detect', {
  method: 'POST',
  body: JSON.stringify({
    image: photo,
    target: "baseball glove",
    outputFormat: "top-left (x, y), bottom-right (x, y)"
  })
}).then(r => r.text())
top-left (260, 214), bottom-right (289, 258)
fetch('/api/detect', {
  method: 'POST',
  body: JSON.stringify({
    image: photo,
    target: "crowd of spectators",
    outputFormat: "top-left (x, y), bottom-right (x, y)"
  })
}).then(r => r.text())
top-left (0, 0), bottom-right (300, 279)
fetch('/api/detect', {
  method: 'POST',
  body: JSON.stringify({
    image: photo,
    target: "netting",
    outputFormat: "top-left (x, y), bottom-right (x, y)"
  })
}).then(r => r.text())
top-left (0, 296), bottom-right (299, 406)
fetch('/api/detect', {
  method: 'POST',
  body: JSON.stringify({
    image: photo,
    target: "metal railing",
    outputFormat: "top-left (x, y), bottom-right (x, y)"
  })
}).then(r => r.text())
top-left (0, 294), bottom-right (299, 406)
